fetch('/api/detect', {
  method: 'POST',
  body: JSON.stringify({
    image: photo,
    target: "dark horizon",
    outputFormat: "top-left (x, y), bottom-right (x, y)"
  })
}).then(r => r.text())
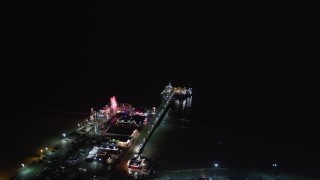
top-left (1, 1), bottom-right (318, 179)
top-left (2, 1), bottom-right (315, 128)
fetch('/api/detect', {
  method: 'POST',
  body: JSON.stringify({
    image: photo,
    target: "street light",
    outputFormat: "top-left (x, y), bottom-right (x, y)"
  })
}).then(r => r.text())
top-left (40, 149), bottom-right (43, 153)
top-left (212, 162), bottom-right (219, 168)
top-left (45, 147), bottom-right (48, 151)
top-left (62, 133), bottom-right (66, 138)
top-left (21, 164), bottom-right (25, 168)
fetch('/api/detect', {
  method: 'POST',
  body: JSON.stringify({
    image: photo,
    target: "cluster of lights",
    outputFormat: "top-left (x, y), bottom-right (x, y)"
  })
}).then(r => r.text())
top-left (40, 147), bottom-right (49, 153)
top-left (23, 131), bottom-right (70, 171)
top-left (272, 163), bottom-right (278, 167)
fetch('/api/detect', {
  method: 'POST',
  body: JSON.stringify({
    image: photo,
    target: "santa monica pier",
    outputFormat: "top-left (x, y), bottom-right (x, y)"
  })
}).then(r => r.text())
top-left (13, 83), bottom-right (191, 179)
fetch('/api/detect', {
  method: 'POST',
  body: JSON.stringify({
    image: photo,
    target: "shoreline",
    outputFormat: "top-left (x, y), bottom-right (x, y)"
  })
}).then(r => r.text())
top-left (0, 110), bottom-right (88, 180)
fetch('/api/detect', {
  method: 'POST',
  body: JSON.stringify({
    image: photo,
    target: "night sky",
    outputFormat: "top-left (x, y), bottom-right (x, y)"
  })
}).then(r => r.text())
top-left (1, 1), bottom-right (315, 129)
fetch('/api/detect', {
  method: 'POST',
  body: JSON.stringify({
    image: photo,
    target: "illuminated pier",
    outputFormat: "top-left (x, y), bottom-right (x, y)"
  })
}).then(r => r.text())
top-left (14, 84), bottom-right (188, 179)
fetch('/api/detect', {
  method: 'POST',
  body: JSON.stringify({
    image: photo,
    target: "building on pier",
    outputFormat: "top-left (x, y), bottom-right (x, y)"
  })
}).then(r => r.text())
top-left (161, 82), bottom-right (192, 99)
top-left (127, 155), bottom-right (154, 177)
top-left (106, 123), bottom-right (138, 137)
top-left (105, 135), bottom-right (133, 147)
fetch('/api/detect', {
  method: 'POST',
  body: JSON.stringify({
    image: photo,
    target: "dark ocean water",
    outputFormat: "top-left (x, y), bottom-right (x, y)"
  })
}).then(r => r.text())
top-left (143, 95), bottom-right (320, 177)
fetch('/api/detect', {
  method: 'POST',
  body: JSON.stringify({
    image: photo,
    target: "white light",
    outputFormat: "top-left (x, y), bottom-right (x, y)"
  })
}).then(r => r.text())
top-left (214, 163), bottom-right (218, 167)
top-left (78, 123), bottom-right (80, 127)
top-left (62, 133), bottom-right (66, 138)
top-left (45, 147), bottom-right (48, 151)
top-left (21, 164), bottom-right (25, 168)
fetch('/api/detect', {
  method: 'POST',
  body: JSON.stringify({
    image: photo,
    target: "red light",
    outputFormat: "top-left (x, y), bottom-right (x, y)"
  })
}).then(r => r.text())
top-left (110, 96), bottom-right (118, 113)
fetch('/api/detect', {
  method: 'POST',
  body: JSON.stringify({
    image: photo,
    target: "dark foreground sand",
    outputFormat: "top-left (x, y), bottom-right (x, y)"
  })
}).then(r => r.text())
top-left (0, 109), bottom-right (87, 179)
